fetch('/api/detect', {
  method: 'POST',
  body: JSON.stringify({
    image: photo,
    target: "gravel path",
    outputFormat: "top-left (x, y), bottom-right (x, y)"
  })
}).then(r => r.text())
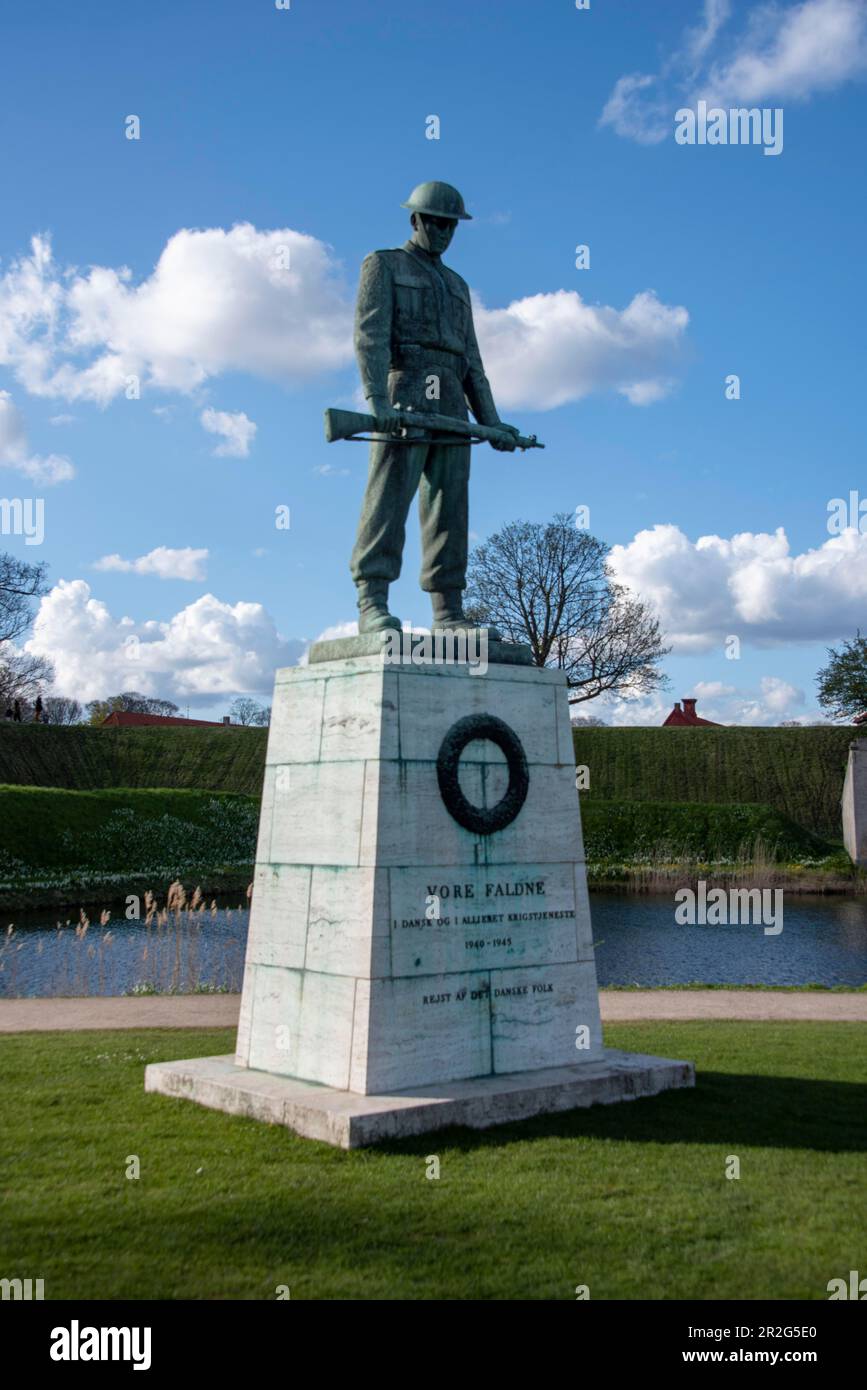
top-left (599, 989), bottom-right (867, 1022)
top-left (0, 995), bottom-right (241, 1034)
top-left (1, 990), bottom-right (865, 1034)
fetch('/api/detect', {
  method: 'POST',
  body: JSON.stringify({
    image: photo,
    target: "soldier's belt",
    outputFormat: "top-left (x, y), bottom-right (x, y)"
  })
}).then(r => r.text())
top-left (390, 344), bottom-right (467, 374)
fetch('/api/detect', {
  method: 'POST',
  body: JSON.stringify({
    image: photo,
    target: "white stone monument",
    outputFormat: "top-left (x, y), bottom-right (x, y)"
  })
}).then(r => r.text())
top-left (842, 738), bottom-right (867, 866)
top-left (147, 636), bottom-right (693, 1146)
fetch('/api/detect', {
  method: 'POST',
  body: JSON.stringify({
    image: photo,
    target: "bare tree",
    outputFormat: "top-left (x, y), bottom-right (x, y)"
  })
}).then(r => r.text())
top-left (0, 553), bottom-right (49, 644)
top-left (0, 647), bottom-right (54, 710)
top-left (43, 696), bottom-right (83, 725)
top-left (466, 515), bottom-right (669, 705)
top-left (0, 552), bottom-right (53, 714)
top-left (229, 697), bottom-right (269, 726)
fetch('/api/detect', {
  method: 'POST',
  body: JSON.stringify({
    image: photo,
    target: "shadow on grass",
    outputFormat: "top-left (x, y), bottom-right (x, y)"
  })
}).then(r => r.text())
top-left (372, 1071), bottom-right (867, 1158)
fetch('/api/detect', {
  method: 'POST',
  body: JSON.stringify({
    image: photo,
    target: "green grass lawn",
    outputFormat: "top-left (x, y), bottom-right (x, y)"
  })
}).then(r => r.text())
top-left (1, 1022), bottom-right (864, 1300)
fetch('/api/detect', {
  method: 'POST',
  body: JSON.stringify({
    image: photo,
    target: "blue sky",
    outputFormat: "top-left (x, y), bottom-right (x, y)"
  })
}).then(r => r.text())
top-left (1, 0), bottom-right (866, 721)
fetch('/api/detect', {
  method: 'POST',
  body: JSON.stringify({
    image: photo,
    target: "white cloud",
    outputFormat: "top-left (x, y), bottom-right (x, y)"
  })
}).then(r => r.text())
top-left (297, 619), bottom-right (358, 666)
top-left (601, 0), bottom-right (867, 144)
top-left (600, 74), bottom-right (672, 146)
top-left (0, 390), bottom-right (74, 485)
top-left (26, 579), bottom-right (304, 703)
top-left (316, 621), bottom-right (358, 641)
top-left (200, 407), bottom-right (257, 458)
top-left (0, 225), bottom-right (353, 406)
top-left (1, 227), bottom-right (690, 416)
top-left (314, 462), bottom-right (349, 476)
top-left (609, 523), bottom-right (867, 651)
top-left (0, 235), bottom-right (62, 393)
top-left (685, 0), bottom-right (733, 68)
top-left (704, 0), bottom-right (867, 106)
top-left (599, 675), bottom-right (811, 727)
top-left (750, 675), bottom-right (804, 715)
top-left (93, 546), bottom-right (209, 581)
top-left (49, 413), bottom-right (75, 426)
top-left (1, 392), bottom-right (29, 460)
top-left (475, 289), bottom-right (689, 410)
top-left (691, 679), bottom-right (737, 700)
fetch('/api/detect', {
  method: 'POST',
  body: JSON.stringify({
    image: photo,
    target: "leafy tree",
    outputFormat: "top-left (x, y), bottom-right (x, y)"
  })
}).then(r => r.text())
top-left (86, 700), bottom-right (111, 725)
top-left (816, 634), bottom-right (867, 721)
top-left (86, 691), bottom-right (180, 725)
top-left (465, 514), bottom-right (669, 705)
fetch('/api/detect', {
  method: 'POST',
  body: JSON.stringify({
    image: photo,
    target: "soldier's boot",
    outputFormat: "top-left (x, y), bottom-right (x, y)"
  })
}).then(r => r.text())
top-left (430, 589), bottom-right (501, 641)
top-left (357, 579), bottom-right (401, 634)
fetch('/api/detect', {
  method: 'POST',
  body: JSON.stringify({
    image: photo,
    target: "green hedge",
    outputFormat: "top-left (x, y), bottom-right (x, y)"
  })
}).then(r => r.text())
top-left (0, 722), bottom-right (856, 843)
top-left (580, 799), bottom-right (837, 863)
top-left (573, 726), bottom-right (853, 838)
top-left (0, 724), bottom-right (267, 795)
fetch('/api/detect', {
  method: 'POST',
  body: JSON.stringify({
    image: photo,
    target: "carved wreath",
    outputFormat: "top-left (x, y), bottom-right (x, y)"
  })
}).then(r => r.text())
top-left (436, 713), bottom-right (529, 835)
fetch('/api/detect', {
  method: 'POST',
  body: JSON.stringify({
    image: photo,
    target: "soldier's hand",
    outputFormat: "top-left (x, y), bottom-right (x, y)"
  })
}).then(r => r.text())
top-left (369, 396), bottom-right (400, 432)
top-left (491, 423), bottom-right (520, 452)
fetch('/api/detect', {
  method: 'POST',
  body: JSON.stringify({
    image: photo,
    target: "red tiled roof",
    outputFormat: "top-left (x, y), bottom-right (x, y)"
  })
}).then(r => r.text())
top-left (101, 711), bottom-right (234, 729)
top-left (662, 699), bottom-right (722, 728)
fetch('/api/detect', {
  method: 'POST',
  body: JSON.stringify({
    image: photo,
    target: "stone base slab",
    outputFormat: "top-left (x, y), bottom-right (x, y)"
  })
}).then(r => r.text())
top-left (307, 631), bottom-right (534, 666)
top-left (145, 1049), bottom-right (694, 1149)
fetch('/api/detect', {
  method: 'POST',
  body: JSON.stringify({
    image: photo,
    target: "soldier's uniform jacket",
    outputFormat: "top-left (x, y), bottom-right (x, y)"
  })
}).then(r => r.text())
top-left (354, 240), bottom-right (500, 426)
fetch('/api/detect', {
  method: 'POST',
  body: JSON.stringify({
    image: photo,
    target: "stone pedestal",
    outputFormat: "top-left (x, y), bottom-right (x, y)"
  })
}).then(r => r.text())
top-left (842, 739), bottom-right (867, 866)
top-left (146, 640), bottom-right (693, 1145)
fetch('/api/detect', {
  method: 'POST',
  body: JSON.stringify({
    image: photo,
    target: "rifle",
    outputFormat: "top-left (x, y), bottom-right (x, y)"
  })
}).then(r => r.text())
top-left (324, 407), bottom-right (544, 451)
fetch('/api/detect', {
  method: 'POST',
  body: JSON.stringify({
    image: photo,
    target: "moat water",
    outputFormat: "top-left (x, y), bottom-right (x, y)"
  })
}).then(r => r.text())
top-left (2, 891), bottom-right (865, 997)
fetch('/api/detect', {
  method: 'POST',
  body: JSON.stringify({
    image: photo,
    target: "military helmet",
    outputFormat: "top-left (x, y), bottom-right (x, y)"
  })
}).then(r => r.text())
top-left (401, 181), bottom-right (472, 221)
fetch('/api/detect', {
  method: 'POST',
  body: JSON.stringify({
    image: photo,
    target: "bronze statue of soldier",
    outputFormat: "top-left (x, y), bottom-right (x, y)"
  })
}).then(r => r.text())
top-left (349, 181), bottom-right (522, 635)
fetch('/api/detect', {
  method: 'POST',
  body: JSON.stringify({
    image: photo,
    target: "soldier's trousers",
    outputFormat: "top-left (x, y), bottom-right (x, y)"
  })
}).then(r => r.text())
top-left (350, 435), bottom-right (470, 593)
